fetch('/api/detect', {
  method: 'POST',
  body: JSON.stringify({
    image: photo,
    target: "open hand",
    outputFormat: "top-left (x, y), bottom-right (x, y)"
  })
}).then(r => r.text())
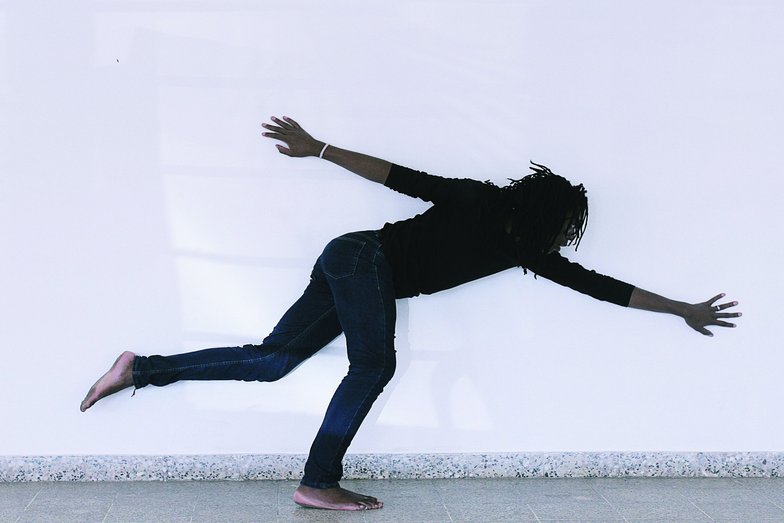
top-left (261, 116), bottom-right (323, 157)
top-left (683, 293), bottom-right (742, 337)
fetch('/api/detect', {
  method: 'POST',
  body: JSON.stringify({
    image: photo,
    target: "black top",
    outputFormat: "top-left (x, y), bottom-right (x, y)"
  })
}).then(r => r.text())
top-left (379, 163), bottom-right (635, 306)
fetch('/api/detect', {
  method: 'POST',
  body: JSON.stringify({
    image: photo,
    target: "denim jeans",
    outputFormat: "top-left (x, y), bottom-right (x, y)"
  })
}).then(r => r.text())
top-left (131, 230), bottom-right (397, 489)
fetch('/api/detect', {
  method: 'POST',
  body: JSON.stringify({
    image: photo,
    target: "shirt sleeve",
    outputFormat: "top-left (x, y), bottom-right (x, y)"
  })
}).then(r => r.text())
top-left (528, 252), bottom-right (635, 307)
top-left (384, 163), bottom-right (491, 206)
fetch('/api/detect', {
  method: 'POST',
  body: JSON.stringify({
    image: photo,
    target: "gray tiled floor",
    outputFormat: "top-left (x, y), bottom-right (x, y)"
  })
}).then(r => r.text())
top-left (1, 478), bottom-right (783, 522)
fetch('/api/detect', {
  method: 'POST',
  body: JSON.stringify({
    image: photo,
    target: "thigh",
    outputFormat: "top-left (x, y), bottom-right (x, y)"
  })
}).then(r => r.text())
top-left (320, 231), bottom-right (397, 367)
top-left (257, 260), bottom-right (343, 363)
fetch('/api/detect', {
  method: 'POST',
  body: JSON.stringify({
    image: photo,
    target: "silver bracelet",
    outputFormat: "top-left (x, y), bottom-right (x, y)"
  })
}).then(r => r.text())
top-left (319, 143), bottom-right (329, 158)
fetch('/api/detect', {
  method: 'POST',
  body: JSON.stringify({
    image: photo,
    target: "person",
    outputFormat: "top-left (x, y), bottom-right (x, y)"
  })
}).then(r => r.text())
top-left (80, 115), bottom-right (741, 511)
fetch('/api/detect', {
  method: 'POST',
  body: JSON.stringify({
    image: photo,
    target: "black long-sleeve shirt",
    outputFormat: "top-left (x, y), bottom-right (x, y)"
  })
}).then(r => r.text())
top-left (379, 163), bottom-right (635, 306)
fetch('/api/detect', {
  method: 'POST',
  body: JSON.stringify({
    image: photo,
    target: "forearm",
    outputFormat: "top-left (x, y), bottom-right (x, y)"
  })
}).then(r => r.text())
top-left (262, 116), bottom-right (391, 184)
top-left (320, 143), bottom-right (392, 185)
top-left (628, 287), bottom-right (688, 317)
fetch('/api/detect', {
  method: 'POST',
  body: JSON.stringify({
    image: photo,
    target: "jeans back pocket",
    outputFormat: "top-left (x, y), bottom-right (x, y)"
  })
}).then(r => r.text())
top-left (320, 236), bottom-right (366, 280)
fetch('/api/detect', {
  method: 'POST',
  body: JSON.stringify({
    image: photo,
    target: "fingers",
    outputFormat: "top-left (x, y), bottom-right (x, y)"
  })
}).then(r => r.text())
top-left (261, 116), bottom-right (302, 144)
top-left (270, 115), bottom-right (294, 129)
top-left (268, 115), bottom-right (301, 131)
top-left (262, 131), bottom-right (291, 148)
top-left (260, 117), bottom-right (292, 138)
top-left (261, 123), bottom-right (285, 133)
top-left (261, 130), bottom-right (286, 142)
top-left (687, 293), bottom-right (742, 337)
top-left (714, 300), bottom-right (739, 312)
top-left (706, 293), bottom-right (725, 306)
top-left (282, 116), bottom-right (301, 128)
top-left (275, 144), bottom-right (292, 156)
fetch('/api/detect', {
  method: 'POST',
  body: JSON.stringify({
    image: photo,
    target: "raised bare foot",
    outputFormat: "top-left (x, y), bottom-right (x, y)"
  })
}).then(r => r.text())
top-left (293, 484), bottom-right (383, 511)
top-left (80, 351), bottom-right (136, 412)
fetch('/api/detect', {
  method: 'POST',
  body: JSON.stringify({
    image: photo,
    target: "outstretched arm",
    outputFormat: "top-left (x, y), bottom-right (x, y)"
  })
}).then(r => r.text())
top-left (532, 254), bottom-right (742, 337)
top-left (628, 288), bottom-right (741, 337)
top-left (261, 115), bottom-right (391, 184)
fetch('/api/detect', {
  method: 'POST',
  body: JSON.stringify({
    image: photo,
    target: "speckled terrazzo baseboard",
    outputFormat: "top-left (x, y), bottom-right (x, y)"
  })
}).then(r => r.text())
top-left (1, 452), bottom-right (781, 482)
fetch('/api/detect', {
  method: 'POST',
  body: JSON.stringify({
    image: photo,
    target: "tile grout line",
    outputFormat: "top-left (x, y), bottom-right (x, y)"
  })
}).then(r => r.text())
top-left (746, 478), bottom-right (784, 513)
top-left (441, 500), bottom-right (453, 523)
top-left (594, 489), bottom-right (630, 523)
top-left (526, 502), bottom-right (541, 522)
top-left (15, 485), bottom-right (43, 522)
top-left (688, 499), bottom-right (714, 521)
top-left (765, 495), bottom-right (784, 513)
top-left (23, 486), bottom-right (42, 510)
top-left (101, 491), bottom-right (117, 523)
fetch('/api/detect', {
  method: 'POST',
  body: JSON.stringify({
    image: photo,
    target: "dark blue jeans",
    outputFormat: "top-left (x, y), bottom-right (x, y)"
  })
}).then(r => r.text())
top-left (131, 230), bottom-right (397, 489)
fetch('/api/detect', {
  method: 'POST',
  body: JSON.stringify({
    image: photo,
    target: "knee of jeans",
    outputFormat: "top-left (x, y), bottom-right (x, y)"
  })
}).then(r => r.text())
top-left (251, 363), bottom-right (291, 383)
top-left (263, 370), bottom-right (286, 382)
top-left (242, 344), bottom-right (293, 382)
top-left (353, 354), bottom-right (396, 385)
top-left (380, 358), bottom-right (396, 385)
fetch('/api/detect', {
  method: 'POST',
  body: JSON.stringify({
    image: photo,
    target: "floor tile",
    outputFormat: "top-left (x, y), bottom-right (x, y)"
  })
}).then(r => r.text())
top-left (625, 520), bottom-right (712, 523)
top-left (190, 480), bottom-right (278, 506)
top-left (0, 509), bottom-right (24, 523)
top-left (3, 477), bottom-right (784, 522)
top-left (17, 505), bottom-right (111, 522)
top-left (17, 495), bottom-right (114, 523)
top-left (104, 508), bottom-right (194, 523)
top-left (611, 500), bottom-right (711, 520)
top-left (277, 503), bottom-right (367, 522)
top-left (344, 478), bottom-right (439, 498)
top-left (445, 501), bottom-right (538, 522)
top-left (104, 498), bottom-right (195, 522)
top-left (527, 500), bottom-right (625, 520)
top-left (191, 504), bottom-right (278, 522)
top-left (362, 500), bottom-right (450, 522)
top-left (0, 484), bottom-right (42, 523)
top-left (678, 486), bottom-right (768, 503)
top-left (595, 487), bottom-right (694, 504)
top-left (434, 477), bottom-right (603, 504)
top-left (693, 500), bottom-right (784, 521)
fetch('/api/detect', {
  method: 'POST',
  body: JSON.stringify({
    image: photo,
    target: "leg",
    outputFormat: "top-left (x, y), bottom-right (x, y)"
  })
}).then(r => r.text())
top-left (80, 261), bottom-right (341, 411)
top-left (294, 231), bottom-right (396, 510)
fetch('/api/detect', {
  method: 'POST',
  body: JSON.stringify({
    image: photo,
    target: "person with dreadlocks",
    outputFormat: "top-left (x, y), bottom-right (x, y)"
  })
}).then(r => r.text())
top-left (80, 116), bottom-right (741, 511)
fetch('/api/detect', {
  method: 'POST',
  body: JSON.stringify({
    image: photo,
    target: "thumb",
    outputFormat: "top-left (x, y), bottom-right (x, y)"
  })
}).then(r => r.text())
top-left (276, 145), bottom-right (292, 156)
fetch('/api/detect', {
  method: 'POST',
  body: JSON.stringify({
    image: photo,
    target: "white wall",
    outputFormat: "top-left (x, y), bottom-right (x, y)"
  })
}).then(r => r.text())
top-left (1, 0), bottom-right (781, 456)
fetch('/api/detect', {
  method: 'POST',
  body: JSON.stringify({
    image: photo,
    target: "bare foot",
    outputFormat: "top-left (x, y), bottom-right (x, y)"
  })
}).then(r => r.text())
top-left (80, 351), bottom-right (136, 412)
top-left (293, 485), bottom-right (383, 511)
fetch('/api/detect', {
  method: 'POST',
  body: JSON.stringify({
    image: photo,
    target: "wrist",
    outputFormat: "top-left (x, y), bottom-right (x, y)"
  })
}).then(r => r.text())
top-left (317, 142), bottom-right (329, 159)
top-left (312, 141), bottom-right (327, 158)
top-left (671, 300), bottom-right (690, 318)
top-left (629, 287), bottom-right (688, 316)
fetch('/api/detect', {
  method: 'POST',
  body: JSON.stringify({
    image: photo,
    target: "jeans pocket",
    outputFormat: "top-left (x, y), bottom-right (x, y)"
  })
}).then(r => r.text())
top-left (321, 236), bottom-right (366, 280)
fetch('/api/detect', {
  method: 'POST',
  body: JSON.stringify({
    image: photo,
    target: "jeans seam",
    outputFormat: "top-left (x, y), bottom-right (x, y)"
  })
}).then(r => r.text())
top-left (138, 305), bottom-right (337, 377)
top-left (324, 243), bottom-right (391, 479)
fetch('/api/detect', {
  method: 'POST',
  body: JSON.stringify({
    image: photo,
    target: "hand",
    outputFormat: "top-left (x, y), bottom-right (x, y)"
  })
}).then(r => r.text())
top-left (261, 116), bottom-right (323, 158)
top-left (682, 293), bottom-right (742, 337)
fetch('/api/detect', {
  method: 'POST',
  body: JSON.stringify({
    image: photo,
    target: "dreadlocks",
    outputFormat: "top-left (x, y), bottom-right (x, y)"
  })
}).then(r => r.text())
top-left (483, 161), bottom-right (589, 273)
